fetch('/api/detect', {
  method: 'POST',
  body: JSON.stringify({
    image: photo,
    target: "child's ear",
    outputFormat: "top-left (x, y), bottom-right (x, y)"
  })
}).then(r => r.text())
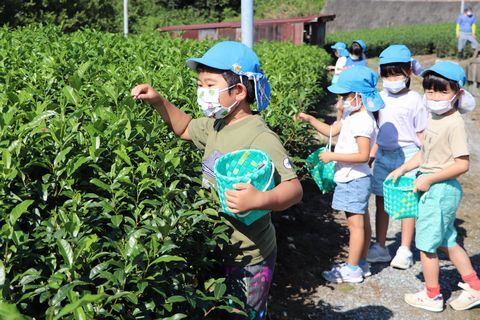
top-left (458, 88), bottom-right (465, 97)
top-left (234, 83), bottom-right (248, 101)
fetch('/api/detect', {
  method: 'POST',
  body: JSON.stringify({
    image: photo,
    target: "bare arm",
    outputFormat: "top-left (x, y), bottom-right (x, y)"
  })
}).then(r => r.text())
top-left (320, 136), bottom-right (371, 164)
top-left (225, 178), bottom-right (303, 213)
top-left (414, 156), bottom-right (469, 192)
top-left (296, 112), bottom-right (342, 137)
top-left (131, 84), bottom-right (192, 140)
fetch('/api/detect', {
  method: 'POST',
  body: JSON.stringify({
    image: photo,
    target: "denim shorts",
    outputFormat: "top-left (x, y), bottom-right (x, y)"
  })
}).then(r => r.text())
top-left (332, 175), bottom-right (372, 214)
top-left (372, 145), bottom-right (420, 196)
top-left (416, 179), bottom-right (463, 253)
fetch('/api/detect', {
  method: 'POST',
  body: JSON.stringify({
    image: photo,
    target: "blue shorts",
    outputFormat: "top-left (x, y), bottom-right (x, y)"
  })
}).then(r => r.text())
top-left (415, 179), bottom-right (463, 253)
top-left (372, 145), bottom-right (420, 196)
top-left (332, 175), bottom-right (372, 214)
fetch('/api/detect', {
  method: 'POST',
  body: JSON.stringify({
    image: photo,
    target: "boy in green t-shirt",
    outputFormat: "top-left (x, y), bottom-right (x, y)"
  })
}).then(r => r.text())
top-left (131, 41), bottom-right (303, 319)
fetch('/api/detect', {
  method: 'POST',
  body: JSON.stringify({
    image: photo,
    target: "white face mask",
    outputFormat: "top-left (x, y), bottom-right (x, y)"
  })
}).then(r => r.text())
top-left (350, 54), bottom-right (359, 60)
top-left (197, 86), bottom-right (239, 119)
top-left (424, 94), bottom-right (457, 115)
top-left (343, 93), bottom-right (361, 113)
top-left (382, 78), bottom-right (407, 94)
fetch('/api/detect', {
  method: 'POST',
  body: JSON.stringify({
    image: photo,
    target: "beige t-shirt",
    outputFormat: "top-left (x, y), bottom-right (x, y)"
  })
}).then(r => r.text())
top-left (420, 111), bottom-right (469, 173)
top-left (187, 115), bottom-right (297, 266)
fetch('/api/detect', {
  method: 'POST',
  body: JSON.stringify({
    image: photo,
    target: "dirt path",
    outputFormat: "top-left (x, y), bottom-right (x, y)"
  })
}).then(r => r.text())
top-left (269, 55), bottom-right (480, 319)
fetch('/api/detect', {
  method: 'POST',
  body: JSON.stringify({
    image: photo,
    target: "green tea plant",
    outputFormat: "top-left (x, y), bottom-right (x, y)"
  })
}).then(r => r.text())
top-left (0, 25), bottom-right (330, 319)
top-left (327, 23), bottom-right (456, 58)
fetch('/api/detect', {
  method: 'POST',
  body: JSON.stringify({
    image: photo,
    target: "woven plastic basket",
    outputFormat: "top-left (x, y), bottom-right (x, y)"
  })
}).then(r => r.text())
top-left (306, 127), bottom-right (335, 193)
top-left (383, 176), bottom-right (419, 220)
top-left (214, 149), bottom-right (275, 225)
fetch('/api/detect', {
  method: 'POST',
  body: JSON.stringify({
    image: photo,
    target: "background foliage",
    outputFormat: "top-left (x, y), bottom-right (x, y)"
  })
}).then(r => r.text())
top-left (0, 25), bottom-right (330, 318)
top-left (326, 23), bottom-right (457, 58)
top-left (0, 0), bottom-right (326, 33)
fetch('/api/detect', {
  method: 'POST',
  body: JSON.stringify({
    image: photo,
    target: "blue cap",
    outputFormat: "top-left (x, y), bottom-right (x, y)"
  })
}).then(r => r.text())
top-left (328, 66), bottom-right (384, 112)
top-left (379, 44), bottom-right (412, 65)
top-left (353, 39), bottom-right (367, 51)
top-left (331, 42), bottom-right (350, 57)
top-left (331, 42), bottom-right (347, 50)
top-left (186, 41), bottom-right (271, 111)
top-left (421, 61), bottom-right (466, 87)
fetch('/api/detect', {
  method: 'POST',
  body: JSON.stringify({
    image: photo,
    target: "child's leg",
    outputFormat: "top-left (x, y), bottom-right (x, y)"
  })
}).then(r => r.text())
top-left (441, 245), bottom-right (479, 287)
top-left (362, 211), bottom-right (372, 259)
top-left (420, 251), bottom-right (440, 289)
top-left (374, 195), bottom-right (388, 247)
top-left (400, 217), bottom-right (415, 247)
top-left (346, 212), bottom-right (365, 266)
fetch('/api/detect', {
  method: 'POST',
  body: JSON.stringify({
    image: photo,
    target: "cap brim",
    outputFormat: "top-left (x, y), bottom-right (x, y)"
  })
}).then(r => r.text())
top-left (379, 58), bottom-right (411, 65)
top-left (186, 57), bottom-right (229, 71)
top-left (328, 83), bottom-right (351, 94)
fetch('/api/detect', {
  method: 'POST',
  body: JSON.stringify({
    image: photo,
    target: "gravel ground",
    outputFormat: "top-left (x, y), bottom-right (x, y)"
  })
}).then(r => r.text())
top-left (270, 55), bottom-right (480, 319)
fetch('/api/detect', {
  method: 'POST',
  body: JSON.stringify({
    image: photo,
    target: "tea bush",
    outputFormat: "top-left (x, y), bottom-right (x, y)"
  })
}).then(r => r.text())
top-left (327, 23), bottom-right (456, 58)
top-left (0, 25), bottom-right (330, 318)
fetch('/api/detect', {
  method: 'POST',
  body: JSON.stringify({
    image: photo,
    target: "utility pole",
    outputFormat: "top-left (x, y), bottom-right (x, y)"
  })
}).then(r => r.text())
top-left (124, 0), bottom-right (129, 37)
top-left (461, 0), bottom-right (465, 14)
top-left (241, 0), bottom-right (254, 48)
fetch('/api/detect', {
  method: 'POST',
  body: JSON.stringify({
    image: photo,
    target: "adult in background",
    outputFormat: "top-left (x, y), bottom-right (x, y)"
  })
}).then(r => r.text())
top-left (456, 6), bottom-right (478, 59)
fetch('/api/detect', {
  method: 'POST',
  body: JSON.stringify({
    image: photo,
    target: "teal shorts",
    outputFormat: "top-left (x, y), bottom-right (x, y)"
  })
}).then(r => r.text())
top-left (415, 178), bottom-right (463, 253)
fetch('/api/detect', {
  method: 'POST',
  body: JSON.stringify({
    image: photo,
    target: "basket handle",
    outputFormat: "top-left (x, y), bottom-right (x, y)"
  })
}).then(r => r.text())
top-left (236, 162), bottom-right (275, 218)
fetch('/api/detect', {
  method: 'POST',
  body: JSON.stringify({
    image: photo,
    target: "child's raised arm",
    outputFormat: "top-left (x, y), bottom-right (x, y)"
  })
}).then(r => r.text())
top-left (295, 112), bottom-right (341, 137)
top-left (131, 84), bottom-right (192, 140)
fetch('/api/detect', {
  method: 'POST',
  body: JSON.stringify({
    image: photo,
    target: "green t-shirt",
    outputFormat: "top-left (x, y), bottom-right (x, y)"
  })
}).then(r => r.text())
top-left (187, 115), bottom-right (297, 266)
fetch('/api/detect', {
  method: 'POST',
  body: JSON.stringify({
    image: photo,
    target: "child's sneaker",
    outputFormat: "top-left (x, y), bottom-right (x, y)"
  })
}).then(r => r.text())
top-left (404, 289), bottom-right (444, 312)
top-left (360, 261), bottom-right (372, 277)
top-left (449, 282), bottom-right (480, 310)
top-left (322, 263), bottom-right (363, 283)
top-left (367, 243), bottom-right (392, 263)
top-left (390, 246), bottom-right (413, 269)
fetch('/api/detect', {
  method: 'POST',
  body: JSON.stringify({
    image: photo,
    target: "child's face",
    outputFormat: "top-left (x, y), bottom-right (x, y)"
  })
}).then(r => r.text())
top-left (382, 74), bottom-right (406, 82)
top-left (424, 83), bottom-right (456, 101)
top-left (197, 70), bottom-right (237, 107)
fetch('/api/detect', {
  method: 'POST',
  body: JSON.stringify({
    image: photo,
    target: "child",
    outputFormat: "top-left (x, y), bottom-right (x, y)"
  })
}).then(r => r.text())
top-left (297, 66), bottom-right (383, 283)
top-left (131, 41), bottom-right (303, 319)
top-left (344, 39), bottom-right (367, 69)
top-left (456, 6), bottom-right (478, 59)
top-left (367, 45), bottom-right (428, 270)
top-left (327, 42), bottom-right (350, 84)
top-left (388, 61), bottom-right (480, 312)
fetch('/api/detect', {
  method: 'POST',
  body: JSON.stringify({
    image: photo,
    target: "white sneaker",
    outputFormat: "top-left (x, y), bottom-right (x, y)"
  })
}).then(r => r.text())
top-left (390, 246), bottom-right (413, 269)
top-left (405, 289), bottom-right (444, 312)
top-left (360, 261), bottom-right (372, 277)
top-left (449, 282), bottom-right (480, 310)
top-left (367, 243), bottom-right (392, 263)
top-left (322, 263), bottom-right (363, 283)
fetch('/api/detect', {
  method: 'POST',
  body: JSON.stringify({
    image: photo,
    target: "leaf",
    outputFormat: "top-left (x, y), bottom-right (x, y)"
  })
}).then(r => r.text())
top-left (53, 294), bottom-right (105, 319)
top-left (63, 85), bottom-right (80, 106)
top-left (2, 149), bottom-right (11, 169)
top-left (9, 200), bottom-right (34, 225)
top-left (54, 146), bottom-right (73, 167)
top-left (57, 239), bottom-right (74, 268)
top-left (0, 261), bottom-right (5, 286)
top-left (214, 283), bottom-right (226, 299)
top-left (52, 280), bottom-right (88, 306)
top-left (166, 295), bottom-right (186, 304)
top-left (162, 314), bottom-right (187, 320)
top-left (150, 255), bottom-right (186, 265)
top-left (90, 178), bottom-right (112, 193)
top-left (0, 302), bottom-right (26, 320)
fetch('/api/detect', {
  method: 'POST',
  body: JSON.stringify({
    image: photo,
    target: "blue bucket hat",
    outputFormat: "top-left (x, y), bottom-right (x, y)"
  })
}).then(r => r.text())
top-left (328, 66), bottom-right (384, 112)
top-left (331, 42), bottom-right (349, 57)
top-left (421, 61), bottom-right (466, 86)
top-left (353, 39), bottom-right (367, 51)
top-left (379, 44), bottom-right (412, 65)
top-left (186, 41), bottom-right (270, 111)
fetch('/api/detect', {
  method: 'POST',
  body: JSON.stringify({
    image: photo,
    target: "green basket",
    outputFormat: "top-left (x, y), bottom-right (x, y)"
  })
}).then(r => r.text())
top-left (383, 176), bottom-right (419, 220)
top-left (214, 149), bottom-right (275, 225)
top-left (306, 147), bottom-right (336, 193)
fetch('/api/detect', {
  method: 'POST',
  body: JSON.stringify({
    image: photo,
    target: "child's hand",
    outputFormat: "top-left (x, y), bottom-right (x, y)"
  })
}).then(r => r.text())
top-left (319, 151), bottom-right (334, 164)
top-left (386, 167), bottom-right (404, 183)
top-left (413, 175), bottom-right (432, 192)
top-left (224, 183), bottom-right (263, 213)
top-left (293, 112), bottom-right (311, 123)
top-left (131, 84), bottom-right (162, 104)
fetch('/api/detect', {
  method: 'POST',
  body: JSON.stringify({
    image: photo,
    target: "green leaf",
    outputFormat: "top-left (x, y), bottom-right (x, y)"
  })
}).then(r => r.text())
top-left (0, 261), bottom-right (5, 286)
top-left (63, 85), bottom-right (81, 106)
top-left (53, 294), bottom-right (105, 319)
top-left (162, 314), bottom-right (187, 320)
top-left (214, 283), bottom-right (226, 299)
top-left (166, 295), bottom-right (187, 304)
top-left (57, 239), bottom-right (74, 268)
top-left (0, 302), bottom-right (26, 320)
top-left (90, 178), bottom-right (112, 193)
top-left (54, 146), bottom-right (73, 167)
top-left (2, 149), bottom-right (11, 169)
top-left (9, 200), bottom-right (34, 225)
top-left (150, 255), bottom-right (186, 265)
